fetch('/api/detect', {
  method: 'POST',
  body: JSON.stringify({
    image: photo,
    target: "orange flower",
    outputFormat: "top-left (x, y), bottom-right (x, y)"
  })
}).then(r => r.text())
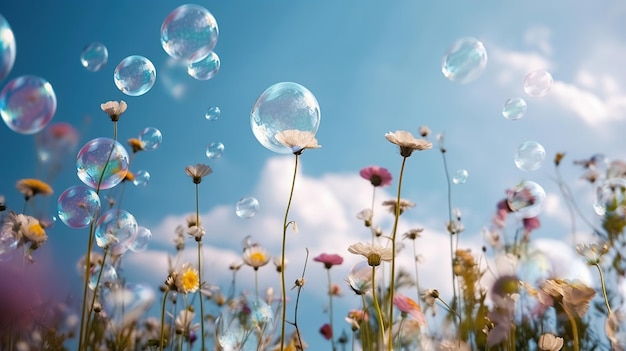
top-left (15, 179), bottom-right (53, 200)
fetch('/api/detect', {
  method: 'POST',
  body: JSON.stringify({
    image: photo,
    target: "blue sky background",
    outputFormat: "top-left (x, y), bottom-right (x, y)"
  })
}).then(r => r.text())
top-left (2, 1), bottom-right (626, 349)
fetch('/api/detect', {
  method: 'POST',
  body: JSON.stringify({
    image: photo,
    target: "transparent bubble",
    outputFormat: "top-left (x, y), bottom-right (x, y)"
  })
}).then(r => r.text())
top-left (88, 263), bottom-right (117, 290)
top-left (0, 75), bottom-right (57, 134)
top-left (441, 37), bottom-right (488, 84)
top-left (101, 283), bottom-right (155, 328)
top-left (205, 106), bottom-right (221, 121)
top-left (593, 178), bottom-right (626, 216)
top-left (160, 4), bottom-right (219, 62)
top-left (0, 14), bottom-right (16, 82)
top-left (188, 51), bottom-right (220, 80)
top-left (159, 58), bottom-right (190, 100)
top-left (0, 228), bottom-right (18, 261)
top-left (94, 209), bottom-right (138, 255)
top-left (80, 42), bottom-right (108, 72)
top-left (347, 261), bottom-right (373, 293)
top-left (57, 185), bottom-right (101, 229)
top-left (206, 141), bottom-right (224, 159)
top-left (216, 297), bottom-right (274, 351)
top-left (130, 226), bottom-right (152, 252)
top-left (132, 170), bottom-right (150, 187)
top-left (452, 169), bottom-right (469, 184)
top-left (251, 82), bottom-right (321, 154)
top-left (76, 137), bottom-right (130, 190)
top-left (502, 97), bottom-right (527, 120)
top-left (114, 55), bottom-right (156, 96)
top-left (507, 180), bottom-right (546, 218)
top-left (518, 249), bottom-right (552, 288)
top-left (514, 141), bottom-right (546, 172)
top-left (138, 127), bottom-right (162, 151)
top-left (236, 197), bottom-right (260, 219)
top-left (36, 122), bottom-right (79, 165)
top-left (524, 70), bottom-right (553, 97)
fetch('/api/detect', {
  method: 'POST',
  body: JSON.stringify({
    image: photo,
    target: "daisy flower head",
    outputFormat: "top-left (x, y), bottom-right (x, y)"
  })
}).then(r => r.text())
top-left (242, 245), bottom-right (271, 270)
top-left (20, 215), bottom-right (47, 247)
top-left (185, 163), bottom-right (213, 184)
top-left (348, 241), bottom-right (393, 267)
top-left (385, 130), bottom-right (432, 157)
top-left (382, 198), bottom-right (415, 215)
top-left (175, 263), bottom-right (199, 294)
top-left (356, 209), bottom-right (373, 227)
top-left (101, 100), bottom-right (127, 121)
top-left (359, 166), bottom-right (393, 187)
top-left (275, 129), bottom-right (321, 155)
top-left (16, 178), bottom-right (53, 200)
top-left (313, 253), bottom-right (344, 269)
top-left (403, 228), bottom-right (424, 240)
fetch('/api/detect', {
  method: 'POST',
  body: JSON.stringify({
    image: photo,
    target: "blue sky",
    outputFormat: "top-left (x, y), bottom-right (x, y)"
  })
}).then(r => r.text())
top-left (2, 1), bottom-right (626, 349)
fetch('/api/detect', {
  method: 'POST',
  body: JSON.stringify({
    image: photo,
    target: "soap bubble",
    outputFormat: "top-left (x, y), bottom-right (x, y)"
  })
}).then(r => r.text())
top-left (206, 142), bottom-right (224, 159)
top-left (514, 141), bottom-right (546, 172)
top-left (57, 185), bottom-right (101, 229)
top-left (0, 227), bottom-right (18, 261)
top-left (76, 137), bottom-right (130, 190)
top-left (441, 37), bottom-right (488, 84)
top-left (251, 82), bottom-right (321, 154)
top-left (138, 127), bottom-right (162, 151)
top-left (518, 249), bottom-right (552, 288)
top-left (593, 178), bottom-right (626, 216)
top-left (36, 122), bottom-right (80, 178)
top-left (236, 197), bottom-right (259, 219)
top-left (205, 106), bottom-right (221, 121)
top-left (188, 51), bottom-right (220, 80)
top-left (129, 226), bottom-right (152, 252)
top-left (502, 97), bottom-right (527, 120)
top-left (452, 169), bottom-right (468, 184)
top-left (524, 70), bottom-right (553, 97)
top-left (114, 55), bottom-right (156, 96)
top-left (88, 263), bottom-right (117, 290)
top-left (0, 14), bottom-right (16, 82)
top-left (347, 261), bottom-right (373, 293)
top-left (160, 4), bottom-right (219, 62)
top-left (0, 75), bottom-right (57, 134)
top-left (216, 297), bottom-right (274, 351)
top-left (507, 180), bottom-right (546, 218)
top-left (101, 283), bottom-right (155, 329)
top-left (80, 42), bottom-right (108, 72)
top-left (94, 209), bottom-right (138, 255)
top-left (132, 170), bottom-right (150, 187)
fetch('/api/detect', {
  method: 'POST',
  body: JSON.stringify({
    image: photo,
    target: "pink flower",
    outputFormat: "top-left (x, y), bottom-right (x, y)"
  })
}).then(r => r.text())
top-left (359, 166), bottom-right (393, 187)
top-left (523, 216), bottom-right (540, 232)
top-left (313, 253), bottom-right (344, 269)
top-left (319, 323), bottom-right (333, 340)
top-left (392, 293), bottom-right (426, 325)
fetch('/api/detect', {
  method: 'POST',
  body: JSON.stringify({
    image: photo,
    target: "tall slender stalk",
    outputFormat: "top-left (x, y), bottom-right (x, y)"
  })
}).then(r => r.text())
top-left (371, 266), bottom-right (386, 348)
top-left (326, 268), bottom-right (337, 351)
top-left (159, 289), bottom-right (170, 351)
top-left (194, 182), bottom-right (206, 351)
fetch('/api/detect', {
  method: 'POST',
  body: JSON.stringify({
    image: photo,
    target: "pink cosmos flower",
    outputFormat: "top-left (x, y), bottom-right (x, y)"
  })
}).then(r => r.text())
top-left (359, 166), bottom-right (393, 187)
top-left (319, 323), bottom-right (333, 340)
top-left (313, 253), bottom-right (344, 269)
top-left (392, 293), bottom-right (426, 326)
top-left (523, 216), bottom-right (540, 233)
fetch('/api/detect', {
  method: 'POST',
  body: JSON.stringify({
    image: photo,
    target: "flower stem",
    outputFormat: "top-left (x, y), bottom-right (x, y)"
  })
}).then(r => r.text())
top-left (563, 306), bottom-right (579, 351)
top-left (159, 289), bottom-right (170, 351)
top-left (594, 263), bottom-right (612, 315)
top-left (371, 266), bottom-right (386, 348)
top-left (194, 183), bottom-right (206, 351)
top-left (326, 268), bottom-right (337, 351)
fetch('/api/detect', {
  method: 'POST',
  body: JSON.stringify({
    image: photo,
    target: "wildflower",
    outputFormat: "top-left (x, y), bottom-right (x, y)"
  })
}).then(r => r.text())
top-left (101, 100), bottom-right (127, 121)
top-left (292, 277), bottom-right (306, 290)
top-left (185, 163), bottom-right (212, 184)
top-left (319, 323), bottom-right (333, 340)
top-left (554, 152), bottom-right (565, 166)
top-left (418, 125), bottom-right (431, 137)
top-left (175, 309), bottom-right (198, 336)
top-left (382, 198), bottom-right (415, 215)
top-left (313, 253), bottom-right (344, 269)
top-left (393, 293), bottom-right (426, 325)
top-left (345, 317), bottom-right (360, 331)
top-left (20, 215), bottom-right (47, 248)
top-left (330, 283), bottom-right (342, 296)
top-left (229, 261), bottom-right (244, 271)
top-left (359, 166), bottom-right (393, 187)
top-left (538, 279), bottom-right (596, 318)
top-left (439, 340), bottom-right (471, 351)
top-left (537, 333), bottom-right (564, 351)
top-left (576, 242), bottom-right (609, 265)
top-left (356, 209), bottom-right (373, 227)
top-left (127, 138), bottom-right (144, 153)
top-left (173, 263), bottom-right (199, 294)
top-left (15, 178), bottom-right (53, 200)
top-left (275, 129), bottom-right (321, 155)
top-left (187, 225), bottom-right (205, 241)
top-left (348, 242), bottom-right (393, 266)
top-left (385, 130), bottom-right (432, 157)
top-left (523, 216), bottom-right (540, 233)
top-left (242, 245), bottom-right (271, 270)
top-left (272, 256), bottom-right (286, 273)
top-left (347, 309), bottom-right (369, 322)
top-left (420, 289), bottom-right (439, 316)
top-left (403, 228), bottom-right (424, 240)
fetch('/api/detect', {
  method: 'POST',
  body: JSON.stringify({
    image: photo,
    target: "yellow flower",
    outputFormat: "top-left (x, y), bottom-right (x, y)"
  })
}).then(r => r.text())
top-left (101, 100), bottom-right (127, 121)
top-left (275, 129), bottom-right (321, 155)
top-left (127, 138), bottom-right (144, 153)
top-left (385, 130), bottom-right (432, 157)
top-left (15, 178), bottom-right (53, 200)
top-left (242, 245), bottom-right (271, 270)
top-left (175, 263), bottom-right (199, 294)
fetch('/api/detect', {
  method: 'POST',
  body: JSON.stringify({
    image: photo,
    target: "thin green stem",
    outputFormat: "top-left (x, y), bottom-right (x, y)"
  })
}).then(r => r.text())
top-left (255, 268), bottom-right (260, 301)
top-left (370, 187), bottom-right (376, 244)
top-left (159, 289), bottom-right (170, 351)
top-left (411, 241), bottom-right (422, 310)
top-left (194, 183), bottom-right (205, 351)
top-left (594, 263), bottom-right (612, 315)
top-left (371, 266), bottom-right (386, 348)
top-left (563, 306), bottom-right (579, 351)
top-left (360, 294), bottom-right (372, 351)
top-left (326, 268), bottom-right (336, 351)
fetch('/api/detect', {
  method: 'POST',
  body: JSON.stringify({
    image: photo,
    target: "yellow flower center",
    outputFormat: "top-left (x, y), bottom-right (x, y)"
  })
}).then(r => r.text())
top-left (250, 252), bottom-right (267, 265)
top-left (29, 223), bottom-right (45, 238)
top-left (181, 268), bottom-right (199, 293)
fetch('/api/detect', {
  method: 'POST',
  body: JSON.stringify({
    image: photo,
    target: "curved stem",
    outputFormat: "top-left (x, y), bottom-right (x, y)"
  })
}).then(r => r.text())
top-left (159, 289), bottom-right (170, 351)
top-left (371, 266), bottom-right (386, 348)
top-left (594, 263), bottom-right (612, 315)
top-left (563, 306), bottom-right (579, 351)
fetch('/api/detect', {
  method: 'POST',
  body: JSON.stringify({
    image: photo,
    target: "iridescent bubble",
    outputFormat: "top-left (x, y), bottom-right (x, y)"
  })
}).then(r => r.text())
top-left (0, 75), bottom-right (57, 134)
top-left (114, 55), bottom-right (156, 97)
top-left (507, 180), bottom-right (546, 218)
top-left (593, 178), bottom-right (626, 216)
top-left (0, 227), bottom-right (18, 261)
top-left (188, 51), bottom-right (220, 80)
top-left (206, 141), bottom-right (224, 159)
top-left (80, 42), bottom-right (108, 72)
top-left (441, 37), bottom-right (488, 84)
top-left (347, 261), bottom-right (373, 293)
top-left (101, 283), bottom-right (155, 328)
top-left (205, 106), bottom-right (221, 121)
top-left (160, 4), bottom-right (219, 62)
top-left (94, 209), bottom-right (138, 255)
top-left (138, 127), bottom-right (162, 151)
top-left (76, 137), bottom-right (130, 190)
top-left (132, 170), bottom-right (150, 187)
top-left (57, 185), bottom-right (101, 229)
top-left (36, 122), bottom-right (79, 166)
top-left (216, 297), bottom-right (274, 351)
top-left (250, 82), bottom-right (321, 154)
top-left (452, 169), bottom-right (469, 184)
top-left (514, 141), bottom-right (546, 172)
top-left (0, 14), bottom-right (16, 82)
top-left (130, 226), bottom-right (152, 252)
top-left (524, 70), bottom-right (553, 97)
top-left (88, 263), bottom-right (117, 290)
top-left (236, 197), bottom-right (259, 219)
top-left (502, 97), bottom-right (527, 120)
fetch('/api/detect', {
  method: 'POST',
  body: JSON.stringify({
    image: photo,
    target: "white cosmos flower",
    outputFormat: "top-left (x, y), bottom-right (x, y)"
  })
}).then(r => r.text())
top-left (100, 100), bottom-right (127, 121)
top-left (348, 242), bottom-right (393, 266)
top-left (275, 130), bottom-right (321, 155)
top-left (385, 130), bottom-right (432, 157)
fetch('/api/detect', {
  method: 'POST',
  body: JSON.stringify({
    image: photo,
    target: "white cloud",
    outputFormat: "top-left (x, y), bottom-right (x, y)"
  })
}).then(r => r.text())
top-left (489, 46), bottom-right (552, 86)
top-left (523, 26), bottom-right (553, 56)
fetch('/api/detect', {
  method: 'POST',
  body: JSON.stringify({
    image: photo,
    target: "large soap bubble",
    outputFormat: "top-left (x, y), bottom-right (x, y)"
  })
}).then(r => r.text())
top-left (76, 137), bottom-right (130, 190)
top-left (236, 197), bottom-right (259, 218)
top-left (0, 75), bottom-right (57, 134)
top-left (94, 209), bottom-right (138, 255)
top-left (0, 14), bottom-right (16, 82)
top-left (441, 37), bottom-right (488, 84)
top-left (250, 82), bottom-right (321, 154)
top-left (114, 55), bottom-right (156, 96)
top-left (524, 70), bottom-right (553, 97)
top-left (138, 127), bottom-right (162, 151)
top-left (188, 51), bottom-right (220, 80)
top-left (507, 180), bottom-right (546, 218)
top-left (80, 42), bottom-right (108, 72)
top-left (160, 4), bottom-right (219, 62)
top-left (57, 185), bottom-right (101, 229)
top-left (514, 141), bottom-right (546, 172)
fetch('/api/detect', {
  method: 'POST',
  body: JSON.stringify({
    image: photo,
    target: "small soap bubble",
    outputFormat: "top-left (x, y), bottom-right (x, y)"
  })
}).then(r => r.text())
top-left (161, 4), bottom-right (219, 62)
top-left (514, 141), bottom-right (546, 172)
top-left (524, 70), bottom-right (553, 97)
top-left (89, 263), bottom-right (117, 290)
top-left (441, 37), bottom-right (488, 84)
top-left (502, 97), bottom-right (527, 120)
top-left (188, 51), bottom-right (220, 80)
top-left (58, 185), bottom-right (101, 229)
top-left (452, 169), bottom-right (469, 184)
top-left (138, 127), bottom-right (162, 151)
top-left (507, 180), bottom-right (546, 218)
top-left (216, 297), bottom-right (274, 351)
top-left (76, 137), bottom-right (130, 190)
top-left (94, 209), bottom-right (138, 255)
top-left (80, 42), bottom-right (108, 72)
top-left (236, 197), bottom-right (259, 219)
top-left (593, 178), bottom-right (626, 216)
top-left (347, 261), bottom-right (372, 293)
top-left (0, 75), bottom-right (57, 134)
top-left (206, 142), bottom-right (224, 159)
top-left (205, 106), bottom-right (221, 121)
top-left (132, 170), bottom-right (150, 187)
top-left (114, 55), bottom-right (156, 96)
top-left (0, 14), bottom-right (16, 82)
top-left (130, 226), bottom-right (152, 252)
top-left (251, 82), bottom-right (321, 154)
